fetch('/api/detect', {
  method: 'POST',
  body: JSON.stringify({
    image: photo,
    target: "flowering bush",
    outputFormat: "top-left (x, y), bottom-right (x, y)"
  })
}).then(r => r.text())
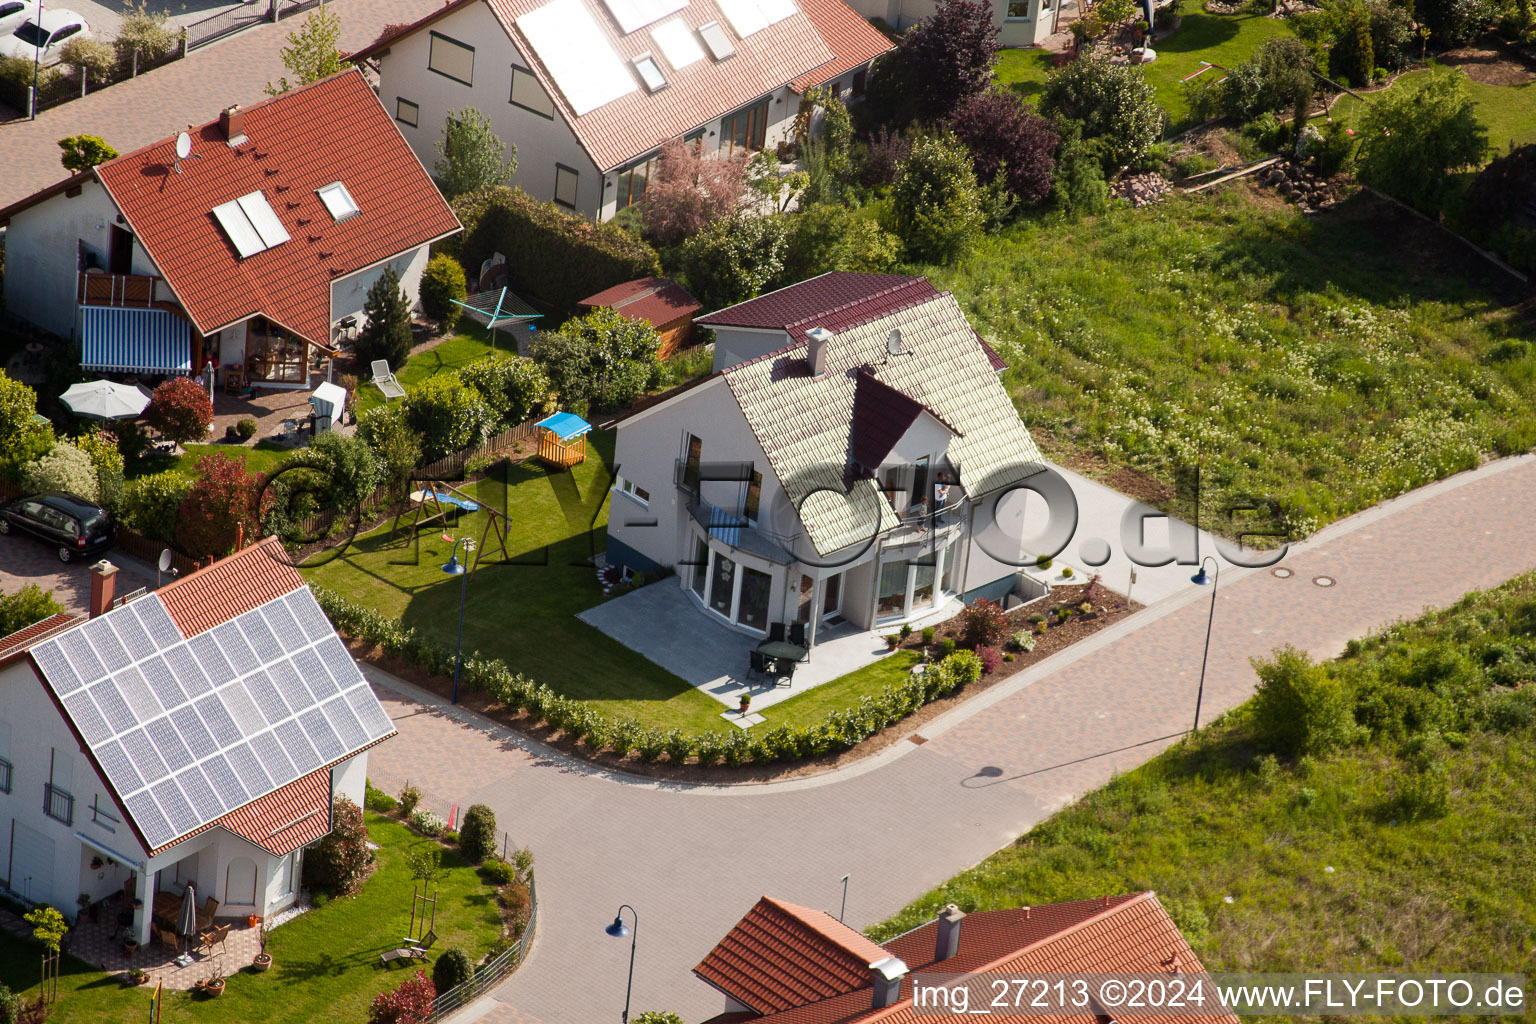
top-left (23, 443), bottom-right (99, 503)
top-left (1008, 630), bottom-right (1036, 653)
top-left (411, 809), bottom-right (446, 836)
top-left (145, 376), bottom-right (213, 445)
top-left (368, 970), bottom-right (435, 1024)
top-left (974, 645), bottom-right (1001, 674)
top-left (175, 453), bottom-right (258, 559)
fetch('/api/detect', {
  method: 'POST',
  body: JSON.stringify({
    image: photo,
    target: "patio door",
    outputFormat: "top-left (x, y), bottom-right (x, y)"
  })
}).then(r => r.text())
top-left (821, 572), bottom-right (842, 620)
top-left (876, 545), bottom-right (954, 622)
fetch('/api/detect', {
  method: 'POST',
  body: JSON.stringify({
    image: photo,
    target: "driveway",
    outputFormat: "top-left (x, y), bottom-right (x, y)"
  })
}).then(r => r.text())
top-left (360, 454), bottom-right (1536, 1024)
top-left (0, 533), bottom-right (156, 613)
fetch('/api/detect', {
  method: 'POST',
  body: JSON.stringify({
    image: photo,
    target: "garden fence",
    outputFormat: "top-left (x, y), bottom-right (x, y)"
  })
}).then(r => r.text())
top-left (426, 872), bottom-right (537, 1022)
top-left (186, 0), bottom-right (325, 51)
top-left (0, 37), bottom-right (185, 117)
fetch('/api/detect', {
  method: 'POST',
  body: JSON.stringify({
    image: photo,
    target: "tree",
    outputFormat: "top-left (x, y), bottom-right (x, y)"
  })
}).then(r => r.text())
top-left (119, 470), bottom-right (194, 542)
top-left (891, 134), bottom-right (985, 263)
top-left (1415, 0), bottom-right (1496, 45)
top-left (677, 214), bottom-right (788, 312)
top-left (304, 796), bottom-right (371, 895)
top-left (947, 88), bottom-right (1059, 207)
top-left (869, 0), bottom-right (998, 125)
top-left (0, 584), bottom-right (65, 638)
top-left (0, 371), bottom-right (55, 476)
top-left (175, 452), bottom-right (259, 559)
top-left (1328, 0), bottom-right (1375, 87)
top-left (639, 139), bottom-right (748, 247)
top-left (356, 266), bottom-right (414, 369)
top-left (530, 307), bottom-right (660, 412)
top-left (23, 444), bottom-right (99, 503)
top-left (1356, 69), bottom-right (1488, 213)
top-left (780, 204), bottom-right (901, 283)
top-left (145, 376), bottom-right (213, 446)
top-left (419, 254), bottom-right (467, 333)
top-left (634, 1014), bottom-right (686, 1024)
top-left (529, 332), bottom-right (599, 413)
top-left (356, 405), bottom-right (423, 494)
top-left (1039, 56), bottom-right (1165, 170)
top-left (457, 803), bottom-right (496, 862)
top-left (74, 429), bottom-right (125, 512)
top-left (368, 970), bottom-right (435, 1024)
top-left (265, 4), bottom-right (343, 95)
top-left (457, 357), bottom-right (549, 427)
top-left (434, 108), bottom-right (517, 200)
top-left (401, 376), bottom-right (494, 461)
top-left (22, 906), bottom-right (67, 954)
top-left (1096, 0), bottom-right (1136, 23)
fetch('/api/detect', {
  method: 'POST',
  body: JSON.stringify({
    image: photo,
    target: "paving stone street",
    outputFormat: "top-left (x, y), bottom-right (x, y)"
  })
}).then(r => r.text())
top-left (358, 455), bottom-right (1536, 1024)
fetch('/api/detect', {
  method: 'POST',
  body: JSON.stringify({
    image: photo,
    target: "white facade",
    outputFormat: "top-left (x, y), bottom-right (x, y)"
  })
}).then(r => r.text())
top-left (850, 0), bottom-right (1056, 46)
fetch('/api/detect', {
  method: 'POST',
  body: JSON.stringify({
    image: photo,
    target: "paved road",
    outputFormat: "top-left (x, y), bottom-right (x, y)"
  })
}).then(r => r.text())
top-left (360, 454), bottom-right (1536, 1024)
top-left (0, 0), bottom-right (439, 207)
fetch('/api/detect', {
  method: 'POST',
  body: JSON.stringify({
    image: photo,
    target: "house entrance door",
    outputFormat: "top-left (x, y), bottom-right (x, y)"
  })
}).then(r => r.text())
top-left (108, 226), bottom-right (134, 275)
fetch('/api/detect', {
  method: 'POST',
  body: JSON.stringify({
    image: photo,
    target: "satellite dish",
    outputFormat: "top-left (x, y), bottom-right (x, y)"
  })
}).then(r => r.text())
top-left (158, 548), bottom-right (173, 572)
top-left (886, 329), bottom-right (904, 356)
top-left (175, 132), bottom-right (191, 160)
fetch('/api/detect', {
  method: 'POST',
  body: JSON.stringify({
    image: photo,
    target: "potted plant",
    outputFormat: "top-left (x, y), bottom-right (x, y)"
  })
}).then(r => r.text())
top-left (252, 924), bottom-right (272, 972)
top-left (884, 634), bottom-right (900, 651)
top-left (246, 913), bottom-right (261, 928)
top-left (90, 855), bottom-right (104, 870)
top-left (77, 893), bottom-right (91, 924)
top-left (738, 693), bottom-right (751, 714)
top-left (123, 929), bottom-right (139, 958)
top-left (200, 960), bottom-right (227, 998)
top-left (128, 968), bottom-right (150, 986)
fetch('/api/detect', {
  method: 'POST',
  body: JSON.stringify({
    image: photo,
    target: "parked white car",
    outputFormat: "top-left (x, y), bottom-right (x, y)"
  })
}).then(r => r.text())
top-left (0, 8), bottom-right (90, 65)
top-left (0, 0), bottom-right (39, 37)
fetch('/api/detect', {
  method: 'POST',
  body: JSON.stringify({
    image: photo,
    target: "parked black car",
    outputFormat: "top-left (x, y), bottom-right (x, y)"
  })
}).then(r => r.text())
top-left (0, 492), bottom-right (114, 563)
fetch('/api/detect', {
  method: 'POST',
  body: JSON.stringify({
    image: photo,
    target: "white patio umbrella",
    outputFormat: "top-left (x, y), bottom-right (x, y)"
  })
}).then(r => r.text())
top-left (178, 882), bottom-right (199, 950)
top-left (59, 379), bottom-right (153, 420)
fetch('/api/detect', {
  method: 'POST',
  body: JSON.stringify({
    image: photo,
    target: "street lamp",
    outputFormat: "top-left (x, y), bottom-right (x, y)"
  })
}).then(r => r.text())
top-left (604, 904), bottom-right (638, 1024)
top-left (440, 537), bottom-right (475, 705)
top-left (1189, 556), bottom-right (1220, 732)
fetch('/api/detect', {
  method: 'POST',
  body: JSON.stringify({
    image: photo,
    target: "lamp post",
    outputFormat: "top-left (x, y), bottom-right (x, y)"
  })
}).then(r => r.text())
top-left (1189, 556), bottom-right (1220, 732)
top-left (604, 904), bottom-right (638, 1024)
top-left (440, 537), bottom-right (475, 705)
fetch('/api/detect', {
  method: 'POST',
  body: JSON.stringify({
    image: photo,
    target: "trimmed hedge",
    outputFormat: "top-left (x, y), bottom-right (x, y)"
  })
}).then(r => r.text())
top-left (446, 186), bottom-right (660, 314)
top-left (313, 586), bottom-right (982, 766)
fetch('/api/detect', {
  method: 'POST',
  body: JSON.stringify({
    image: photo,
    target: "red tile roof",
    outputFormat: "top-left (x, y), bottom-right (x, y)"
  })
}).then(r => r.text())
top-left (695, 897), bottom-right (895, 1015)
top-left (849, 370), bottom-right (957, 469)
top-left (215, 766), bottom-right (333, 855)
top-left (699, 894), bottom-right (1239, 1024)
top-left (93, 69), bottom-right (460, 346)
top-left (697, 273), bottom-right (934, 331)
top-left (0, 613), bottom-right (80, 667)
top-left (580, 276), bottom-right (702, 328)
top-left (789, 0), bottom-right (893, 92)
top-left (158, 536), bottom-right (306, 639)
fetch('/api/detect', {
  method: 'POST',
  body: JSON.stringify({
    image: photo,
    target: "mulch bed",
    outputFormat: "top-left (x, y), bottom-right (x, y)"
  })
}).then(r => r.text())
top-left (1439, 43), bottom-right (1536, 86)
top-left (345, 581), bottom-right (1141, 785)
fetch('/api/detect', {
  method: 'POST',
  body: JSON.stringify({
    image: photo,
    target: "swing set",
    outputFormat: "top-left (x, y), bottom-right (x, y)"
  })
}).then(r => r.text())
top-left (390, 480), bottom-right (511, 569)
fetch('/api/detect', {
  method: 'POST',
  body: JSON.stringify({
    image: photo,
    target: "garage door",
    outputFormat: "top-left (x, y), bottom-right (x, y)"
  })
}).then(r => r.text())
top-left (9, 822), bottom-right (56, 906)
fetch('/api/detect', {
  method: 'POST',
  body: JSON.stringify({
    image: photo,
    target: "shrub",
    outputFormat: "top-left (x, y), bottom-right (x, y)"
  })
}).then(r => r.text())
top-left (357, 405), bottom-right (424, 494)
top-left (119, 471), bottom-right (192, 543)
top-left (58, 37), bottom-right (113, 81)
top-left (0, 372), bottom-right (54, 477)
top-left (411, 809), bottom-right (446, 836)
top-left (481, 858), bottom-right (516, 884)
top-left (364, 786), bottom-right (398, 813)
top-left (1460, 143), bottom-right (1536, 249)
top-left (458, 804), bottom-right (497, 862)
top-left (304, 796), bottom-right (369, 895)
top-left (959, 598), bottom-right (1008, 648)
top-left (780, 204), bottom-right (901, 283)
top-left (402, 375), bottom-right (494, 462)
top-left (1039, 57), bottom-right (1164, 170)
top-left (113, 0), bottom-right (175, 65)
top-left (433, 947), bottom-right (474, 992)
top-left (356, 266), bottom-right (414, 370)
top-left (1250, 646), bottom-right (1359, 754)
top-left (1007, 630), bottom-right (1036, 653)
top-left (1049, 119), bottom-right (1110, 216)
top-left (0, 983), bottom-right (18, 1024)
top-left (551, 306), bottom-right (660, 411)
top-left (1483, 688), bottom-right (1536, 732)
top-left (922, 626), bottom-right (936, 644)
top-left (1416, 0), bottom-right (1497, 44)
top-left (420, 253), bottom-right (468, 333)
top-left (975, 645), bottom-right (1001, 673)
top-left (1035, 553), bottom-right (1053, 570)
top-left (58, 134), bottom-right (118, 173)
top-left (940, 637), bottom-right (957, 657)
top-left (368, 970), bottom-right (436, 1024)
top-left (948, 87), bottom-right (1059, 207)
top-left (640, 140), bottom-right (749, 247)
top-left (891, 134), bottom-right (985, 262)
top-left (1217, 36), bottom-right (1313, 122)
top-left (678, 213), bottom-right (788, 313)
top-left (1355, 69), bottom-right (1488, 213)
top-left (434, 107), bottom-right (517, 200)
top-left (856, 125), bottom-right (913, 189)
top-left (694, 730), bottom-right (725, 767)
top-left (866, 0), bottom-right (998, 125)
top-left (0, 585), bottom-right (66, 639)
top-left (945, 649), bottom-right (984, 687)
top-left (233, 417), bottom-right (258, 440)
top-left (1392, 763), bottom-right (1451, 820)
top-left (23, 443), bottom-right (98, 503)
top-left (634, 1013), bottom-right (686, 1024)
top-left (449, 186), bottom-right (660, 314)
top-left (664, 729), bottom-right (693, 763)
top-left (174, 453), bottom-right (259, 560)
top-left (1310, 118), bottom-right (1356, 176)
top-left (1062, 566), bottom-right (1075, 578)
top-left (145, 376), bottom-right (213, 445)
top-left (398, 784), bottom-right (423, 815)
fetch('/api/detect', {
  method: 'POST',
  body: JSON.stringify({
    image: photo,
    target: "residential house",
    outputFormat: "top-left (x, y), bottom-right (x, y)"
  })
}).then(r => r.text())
top-left (579, 277), bottom-right (703, 359)
top-left (0, 539), bottom-right (396, 947)
top-left (693, 893), bottom-right (1240, 1023)
top-left (846, 0), bottom-right (1061, 49)
top-left (350, 0), bottom-right (892, 221)
top-left (604, 272), bottom-right (1042, 649)
top-left (0, 69), bottom-right (460, 390)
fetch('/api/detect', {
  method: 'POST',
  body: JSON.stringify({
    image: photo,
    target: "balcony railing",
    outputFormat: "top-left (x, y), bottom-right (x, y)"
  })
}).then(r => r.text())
top-left (44, 782), bottom-right (74, 826)
top-left (685, 497), bottom-right (800, 563)
top-left (77, 271), bottom-right (174, 309)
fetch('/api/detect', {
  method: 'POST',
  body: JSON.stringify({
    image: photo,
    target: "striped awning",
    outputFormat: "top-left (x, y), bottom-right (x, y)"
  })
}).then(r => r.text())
top-left (80, 307), bottom-right (192, 375)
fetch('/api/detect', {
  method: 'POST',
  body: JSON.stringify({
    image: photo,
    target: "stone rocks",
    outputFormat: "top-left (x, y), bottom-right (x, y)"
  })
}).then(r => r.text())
top-left (1112, 172), bottom-right (1172, 207)
top-left (1259, 159), bottom-right (1339, 212)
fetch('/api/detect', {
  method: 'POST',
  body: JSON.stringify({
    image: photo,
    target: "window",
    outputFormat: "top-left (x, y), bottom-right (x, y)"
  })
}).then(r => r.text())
top-left (1006, 0), bottom-right (1030, 16)
top-left (0, 756), bottom-right (11, 794)
top-left (721, 98), bottom-right (769, 158)
top-left (743, 469), bottom-right (762, 523)
top-left (317, 181), bottom-right (360, 222)
top-left (737, 566), bottom-right (771, 630)
top-left (682, 433), bottom-right (702, 490)
top-left (615, 152), bottom-right (657, 212)
top-left (690, 536), bottom-right (709, 597)
top-left (852, 68), bottom-right (867, 94)
top-left (246, 317), bottom-right (307, 383)
top-left (632, 54), bottom-right (667, 92)
top-left (617, 477), bottom-right (651, 505)
top-left (429, 31), bottom-right (475, 85)
top-left (554, 164), bottom-right (579, 209)
top-left (396, 98), bottom-right (419, 126)
top-left (709, 552), bottom-right (736, 615)
top-left (91, 794), bottom-right (118, 833)
top-left (44, 783), bottom-right (73, 825)
top-left (511, 65), bottom-right (555, 118)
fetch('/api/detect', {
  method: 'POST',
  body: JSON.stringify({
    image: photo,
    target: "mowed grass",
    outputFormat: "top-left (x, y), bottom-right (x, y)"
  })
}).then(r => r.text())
top-left (0, 814), bottom-right (503, 1024)
top-left (760, 650), bottom-right (924, 728)
top-left (300, 430), bottom-right (731, 732)
top-left (1326, 62), bottom-right (1536, 155)
top-left (350, 333), bottom-right (511, 420)
top-left (997, 47), bottom-right (1057, 101)
top-left (869, 589), bottom-right (1536, 989)
top-left (920, 187), bottom-right (1536, 536)
top-left (1141, 9), bottom-right (1293, 124)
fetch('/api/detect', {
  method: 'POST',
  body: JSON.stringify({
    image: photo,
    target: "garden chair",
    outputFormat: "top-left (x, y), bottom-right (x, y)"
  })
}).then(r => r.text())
top-left (196, 896), bottom-right (219, 931)
top-left (154, 925), bottom-right (181, 951)
top-left (788, 622), bottom-right (809, 656)
top-left (746, 649), bottom-right (770, 683)
top-left (767, 622), bottom-right (787, 644)
top-left (380, 930), bottom-right (436, 966)
top-left (370, 359), bottom-right (406, 401)
top-left (197, 924), bottom-right (230, 957)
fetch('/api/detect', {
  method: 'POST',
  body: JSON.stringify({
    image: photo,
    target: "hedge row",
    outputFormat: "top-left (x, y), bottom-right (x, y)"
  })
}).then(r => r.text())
top-left (313, 585), bottom-right (982, 766)
top-left (446, 186), bottom-right (661, 315)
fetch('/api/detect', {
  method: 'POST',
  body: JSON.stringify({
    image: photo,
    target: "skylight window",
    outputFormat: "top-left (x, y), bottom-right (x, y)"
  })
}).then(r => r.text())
top-left (317, 181), bottom-right (360, 222)
top-left (651, 19), bottom-right (703, 68)
top-left (632, 54), bottom-right (667, 92)
top-left (697, 20), bottom-right (735, 60)
top-left (211, 191), bottom-right (290, 258)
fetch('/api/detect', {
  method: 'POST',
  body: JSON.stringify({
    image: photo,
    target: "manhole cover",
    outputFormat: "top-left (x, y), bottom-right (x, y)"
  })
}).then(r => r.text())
top-left (1313, 575), bottom-right (1337, 587)
top-left (1272, 567), bottom-right (1294, 578)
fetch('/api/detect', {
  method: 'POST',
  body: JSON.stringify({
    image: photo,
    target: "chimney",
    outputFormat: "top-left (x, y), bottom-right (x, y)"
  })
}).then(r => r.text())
top-left (868, 956), bottom-right (907, 1010)
top-left (806, 326), bottom-right (832, 378)
top-left (89, 561), bottom-right (118, 618)
top-left (219, 104), bottom-right (246, 144)
top-left (935, 904), bottom-right (965, 962)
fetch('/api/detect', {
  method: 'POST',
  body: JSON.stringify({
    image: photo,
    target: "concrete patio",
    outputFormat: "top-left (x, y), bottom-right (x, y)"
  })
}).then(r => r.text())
top-left (578, 582), bottom-right (964, 720)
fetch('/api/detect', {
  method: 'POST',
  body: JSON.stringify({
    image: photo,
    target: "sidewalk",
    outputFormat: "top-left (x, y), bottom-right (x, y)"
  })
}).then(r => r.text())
top-left (0, 0), bottom-right (441, 209)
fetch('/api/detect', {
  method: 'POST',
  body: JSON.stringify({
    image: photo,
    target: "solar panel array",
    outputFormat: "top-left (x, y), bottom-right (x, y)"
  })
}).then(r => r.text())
top-left (518, 0), bottom-right (640, 115)
top-left (599, 0), bottom-right (687, 34)
top-left (31, 589), bottom-right (393, 850)
top-left (715, 0), bottom-right (794, 37)
top-left (651, 18), bottom-right (704, 68)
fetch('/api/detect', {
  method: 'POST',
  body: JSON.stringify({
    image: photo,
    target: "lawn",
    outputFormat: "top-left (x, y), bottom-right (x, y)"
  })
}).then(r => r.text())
top-left (350, 333), bottom-right (511, 420)
top-left (920, 186), bottom-right (1536, 537)
top-left (997, 47), bottom-right (1057, 101)
top-left (1141, 10), bottom-right (1294, 124)
top-left (1325, 61), bottom-right (1536, 155)
top-left (0, 813), bottom-right (504, 1023)
top-left (300, 430), bottom-right (732, 732)
top-left (869, 576), bottom-right (1536, 985)
top-left (760, 651), bottom-right (924, 727)
top-left (124, 441), bottom-right (294, 481)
